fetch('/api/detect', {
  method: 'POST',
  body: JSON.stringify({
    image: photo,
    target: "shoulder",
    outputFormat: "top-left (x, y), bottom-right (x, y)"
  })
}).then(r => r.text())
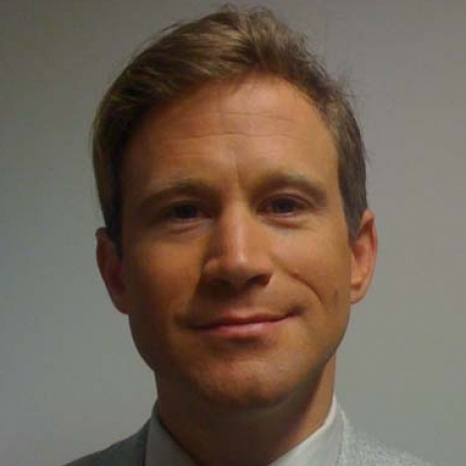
top-left (62, 423), bottom-right (149, 466)
top-left (339, 412), bottom-right (435, 466)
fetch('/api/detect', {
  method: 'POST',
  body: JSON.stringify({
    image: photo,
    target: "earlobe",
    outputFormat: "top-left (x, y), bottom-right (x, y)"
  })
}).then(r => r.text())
top-left (350, 210), bottom-right (378, 304)
top-left (96, 228), bottom-right (130, 314)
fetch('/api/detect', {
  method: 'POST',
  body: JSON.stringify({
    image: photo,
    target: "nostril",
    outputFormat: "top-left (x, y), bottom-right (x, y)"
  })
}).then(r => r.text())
top-left (204, 272), bottom-right (271, 298)
top-left (201, 254), bottom-right (272, 292)
top-left (218, 269), bottom-right (272, 293)
top-left (250, 273), bottom-right (271, 287)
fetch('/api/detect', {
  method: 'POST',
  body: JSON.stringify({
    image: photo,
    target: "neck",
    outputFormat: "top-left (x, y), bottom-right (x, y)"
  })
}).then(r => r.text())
top-left (156, 359), bottom-right (336, 466)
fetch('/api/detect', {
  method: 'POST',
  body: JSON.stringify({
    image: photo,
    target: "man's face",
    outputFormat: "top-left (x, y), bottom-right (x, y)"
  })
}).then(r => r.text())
top-left (98, 76), bottom-right (376, 412)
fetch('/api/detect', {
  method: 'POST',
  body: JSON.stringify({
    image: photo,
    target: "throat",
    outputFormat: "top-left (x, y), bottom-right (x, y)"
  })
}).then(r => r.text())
top-left (154, 362), bottom-right (335, 466)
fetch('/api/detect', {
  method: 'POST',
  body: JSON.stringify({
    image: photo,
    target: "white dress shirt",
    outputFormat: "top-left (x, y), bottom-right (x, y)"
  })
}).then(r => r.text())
top-left (145, 397), bottom-right (343, 466)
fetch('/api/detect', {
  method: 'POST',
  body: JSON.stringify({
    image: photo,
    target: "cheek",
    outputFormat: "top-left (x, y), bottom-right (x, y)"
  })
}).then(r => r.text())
top-left (124, 255), bottom-right (200, 371)
top-left (125, 242), bottom-right (201, 304)
top-left (274, 233), bottom-right (352, 313)
top-left (279, 229), bottom-right (350, 271)
top-left (123, 246), bottom-right (202, 340)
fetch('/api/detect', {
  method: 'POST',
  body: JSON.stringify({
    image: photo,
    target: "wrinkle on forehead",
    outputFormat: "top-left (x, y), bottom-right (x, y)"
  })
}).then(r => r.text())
top-left (136, 75), bottom-right (331, 147)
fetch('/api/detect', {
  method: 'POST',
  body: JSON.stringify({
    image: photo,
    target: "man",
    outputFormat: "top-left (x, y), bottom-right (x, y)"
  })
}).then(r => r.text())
top-left (66, 6), bottom-right (433, 466)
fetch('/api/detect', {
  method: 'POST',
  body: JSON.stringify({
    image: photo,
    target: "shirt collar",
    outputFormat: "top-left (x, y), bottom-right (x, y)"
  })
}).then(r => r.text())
top-left (145, 397), bottom-right (343, 466)
top-left (268, 396), bottom-right (343, 466)
top-left (144, 404), bottom-right (195, 466)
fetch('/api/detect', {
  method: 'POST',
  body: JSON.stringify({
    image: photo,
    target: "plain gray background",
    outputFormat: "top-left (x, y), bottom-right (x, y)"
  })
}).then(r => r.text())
top-left (1, 1), bottom-right (465, 465)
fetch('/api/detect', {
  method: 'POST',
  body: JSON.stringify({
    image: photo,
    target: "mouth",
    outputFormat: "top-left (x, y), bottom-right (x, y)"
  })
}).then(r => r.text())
top-left (191, 311), bottom-right (295, 339)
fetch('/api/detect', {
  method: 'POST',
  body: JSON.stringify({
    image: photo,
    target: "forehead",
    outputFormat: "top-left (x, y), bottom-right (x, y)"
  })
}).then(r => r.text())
top-left (123, 75), bottom-right (338, 191)
top-left (134, 76), bottom-right (333, 146)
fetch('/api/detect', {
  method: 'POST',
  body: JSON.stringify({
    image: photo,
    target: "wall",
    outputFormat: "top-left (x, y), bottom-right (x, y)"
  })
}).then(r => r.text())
top-left (1, 1), bottom-right (464, 465)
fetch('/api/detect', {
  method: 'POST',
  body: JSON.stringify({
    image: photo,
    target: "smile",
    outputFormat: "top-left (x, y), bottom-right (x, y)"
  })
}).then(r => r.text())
top-left (192, 312), bottom-right (294, 339)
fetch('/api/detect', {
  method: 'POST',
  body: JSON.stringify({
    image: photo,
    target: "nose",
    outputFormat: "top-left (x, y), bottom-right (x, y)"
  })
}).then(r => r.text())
top-left (201, 207), bottom-right (273, 292)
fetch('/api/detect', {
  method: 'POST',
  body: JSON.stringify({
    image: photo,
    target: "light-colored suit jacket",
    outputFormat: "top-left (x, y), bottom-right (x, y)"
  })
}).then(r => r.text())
top-left (64, 413), bottom-right (434, 466)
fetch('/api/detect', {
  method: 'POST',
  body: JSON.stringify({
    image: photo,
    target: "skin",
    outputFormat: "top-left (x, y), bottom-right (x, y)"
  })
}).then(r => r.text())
top-left (97, 75), bottom-right (377, 466)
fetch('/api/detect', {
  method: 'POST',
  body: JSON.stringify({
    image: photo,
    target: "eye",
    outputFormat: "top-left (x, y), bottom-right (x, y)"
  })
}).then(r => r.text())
top-left (263, 196), bottom-right (306, 216)
top-left (164, 202), bottom-right (203, 221)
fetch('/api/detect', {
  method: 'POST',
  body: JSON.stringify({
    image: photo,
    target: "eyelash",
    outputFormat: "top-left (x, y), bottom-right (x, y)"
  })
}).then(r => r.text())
top-left (161, 202), bottom-right (207, 222)
top-left (261, 195), bottom-right (308, 216)
top-left (157, 194), bottom-right (310, 226)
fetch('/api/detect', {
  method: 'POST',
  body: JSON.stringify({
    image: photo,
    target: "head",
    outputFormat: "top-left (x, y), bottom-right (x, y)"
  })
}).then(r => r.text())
top-left (94, 6), bottom-right (377, 427)
top-left (93, 6), bottom-right (367, 253)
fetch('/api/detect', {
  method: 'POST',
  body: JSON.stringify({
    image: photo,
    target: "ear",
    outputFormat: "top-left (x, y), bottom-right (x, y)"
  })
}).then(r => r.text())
top-left (350, 209), bottom-right (378, 304)
top-left (96, 228), bottom-right (130, 315)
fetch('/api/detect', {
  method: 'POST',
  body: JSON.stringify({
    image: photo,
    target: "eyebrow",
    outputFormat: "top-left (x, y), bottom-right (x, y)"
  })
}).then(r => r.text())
top-left (135, 178), bottom-right (219, 215)
top-left (255, 172), bottom-right (328, 208)
top-left (135, 172), bottom-right (328, 217)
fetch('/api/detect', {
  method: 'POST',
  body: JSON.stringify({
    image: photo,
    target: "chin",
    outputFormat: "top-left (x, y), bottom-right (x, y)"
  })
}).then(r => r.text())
top-left (181, 357), bottom-right (327, 414)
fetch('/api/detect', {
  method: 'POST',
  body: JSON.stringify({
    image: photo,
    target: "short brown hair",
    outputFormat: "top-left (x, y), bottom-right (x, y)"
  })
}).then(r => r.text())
top-left (93, 5), bottom-right (367, 249)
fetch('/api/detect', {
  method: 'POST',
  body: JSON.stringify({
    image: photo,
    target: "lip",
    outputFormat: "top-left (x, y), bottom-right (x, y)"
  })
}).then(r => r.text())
top-left (192, 312), bottom-right (293, 339)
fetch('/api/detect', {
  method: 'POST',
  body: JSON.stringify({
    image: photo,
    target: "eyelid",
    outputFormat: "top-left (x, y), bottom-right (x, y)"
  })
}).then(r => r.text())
top-left (260, 193), bottom-right (309, 211)
top-left (161, 200), bottom-right (206, 219)
top-left (168, 199), bottom-right (199, 210)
